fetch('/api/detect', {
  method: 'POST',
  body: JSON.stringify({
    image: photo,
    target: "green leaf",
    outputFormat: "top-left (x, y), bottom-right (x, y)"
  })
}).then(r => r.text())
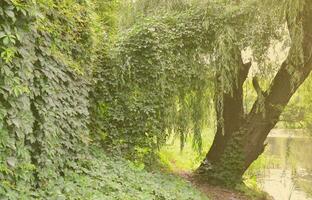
top-left (6, 157), bottom-right (16, 168)
top-left (0, 32), bottom-right (5, 38)
top-left (3, 36), bottom-right (10, 45)
top-left (5, 10), bottom-right (15, 19)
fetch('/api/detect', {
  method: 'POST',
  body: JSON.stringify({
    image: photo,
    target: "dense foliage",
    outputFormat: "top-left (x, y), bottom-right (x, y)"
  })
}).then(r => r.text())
top-left (92, 9), bottom-right (213, 159)
top-left (92, 0), bottom-right (284, 161)
top-left (2, 144), bottom-right (208, 199)
top-left (1, 0), bottom-right (311, 198)
top-left (0, 0), bottom-right (91, 192)
top-left (0, 0), bottom-right (210, 199)
top-left (91, 0), bottom-right (311, 187)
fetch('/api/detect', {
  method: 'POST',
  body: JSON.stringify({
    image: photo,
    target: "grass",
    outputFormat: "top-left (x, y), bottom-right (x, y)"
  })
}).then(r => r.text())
top-left (159, 129), bottom-right (214, 172)
top-left (158, 129), bottom-right (277, 200)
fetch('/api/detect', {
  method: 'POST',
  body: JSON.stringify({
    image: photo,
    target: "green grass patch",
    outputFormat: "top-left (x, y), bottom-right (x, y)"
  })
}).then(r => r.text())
top-left (159, 129), bottom-right (214, 172)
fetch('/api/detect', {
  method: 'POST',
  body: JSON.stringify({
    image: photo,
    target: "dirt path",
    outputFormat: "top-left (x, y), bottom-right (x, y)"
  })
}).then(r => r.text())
top-left (178, 171), bottom-right (268, 200)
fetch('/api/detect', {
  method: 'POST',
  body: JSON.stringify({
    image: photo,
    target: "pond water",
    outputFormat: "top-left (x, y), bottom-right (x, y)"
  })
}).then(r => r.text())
top-left (257, 129), bottom-right (312, 200)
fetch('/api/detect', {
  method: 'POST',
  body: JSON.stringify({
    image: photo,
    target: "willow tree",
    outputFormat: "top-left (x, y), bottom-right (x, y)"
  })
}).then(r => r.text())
top-left (95, 0), bottom-right (312, 185)
top-left (197, 0), bottom-right (312, 185)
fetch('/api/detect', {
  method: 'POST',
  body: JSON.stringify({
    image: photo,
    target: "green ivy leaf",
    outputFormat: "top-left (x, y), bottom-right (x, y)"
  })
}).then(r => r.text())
top-left (5, 10), bottom-right (15, 19)
top-left (6, 157), bottom-right (16, 168)
top-left (3, 36), bottom-right (10, 45)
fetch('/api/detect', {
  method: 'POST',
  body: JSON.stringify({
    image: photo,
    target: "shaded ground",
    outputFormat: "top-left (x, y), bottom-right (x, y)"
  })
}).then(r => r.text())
top-left (194, 182), bottom-right (250, 200)
top-left (178, 171), bottom-right (271, 200)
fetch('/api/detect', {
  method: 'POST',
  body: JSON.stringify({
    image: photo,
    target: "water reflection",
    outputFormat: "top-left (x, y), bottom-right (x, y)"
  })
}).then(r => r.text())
top-left (258, 129), bottom-right (312, 200)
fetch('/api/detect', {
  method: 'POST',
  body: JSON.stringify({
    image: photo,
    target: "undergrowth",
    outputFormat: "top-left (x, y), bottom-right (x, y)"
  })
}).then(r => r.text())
top-left (159, 130), bottom-right (276, 200)
top-left (159, 130), bottom-right (214, 172)
top-left (1, 145), bottom-right (208, 200)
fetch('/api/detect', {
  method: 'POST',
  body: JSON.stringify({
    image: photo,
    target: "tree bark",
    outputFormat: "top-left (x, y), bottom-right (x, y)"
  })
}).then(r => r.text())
top-left (197, 1), bottom-right (312, 186)
top-left (200, 58), bottom-right (250, 164)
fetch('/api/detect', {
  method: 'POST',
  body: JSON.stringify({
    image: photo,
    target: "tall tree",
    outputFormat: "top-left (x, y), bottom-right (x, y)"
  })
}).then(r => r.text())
top-left (95, 0), bottom-right (311, 186)
top-left (197, 0), bottom-right (312, 185)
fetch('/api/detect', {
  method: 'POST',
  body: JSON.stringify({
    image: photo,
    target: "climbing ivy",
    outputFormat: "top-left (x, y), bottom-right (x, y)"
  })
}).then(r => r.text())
top-left (0, 0), bottom-right (302, 195)
top-left (92, 9), bottom-right (213, 160)
top-left (0, 0), bottom-right (92, 197)
top-left (92, 0), bottom-right (284, 161)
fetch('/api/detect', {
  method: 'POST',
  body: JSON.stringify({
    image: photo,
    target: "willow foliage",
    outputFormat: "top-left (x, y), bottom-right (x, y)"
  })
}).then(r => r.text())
top-left (0, 0), bottom-right (306, 197)
top-left (92, 0), bottom-right (293, 159)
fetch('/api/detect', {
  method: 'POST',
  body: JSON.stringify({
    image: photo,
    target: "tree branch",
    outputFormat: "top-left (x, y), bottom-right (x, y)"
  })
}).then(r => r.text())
top-left (252, 76), bottom-right (265, 97)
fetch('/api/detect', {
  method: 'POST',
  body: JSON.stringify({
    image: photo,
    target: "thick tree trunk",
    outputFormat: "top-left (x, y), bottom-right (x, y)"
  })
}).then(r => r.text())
top-left (200, 58), bottom-right (250, 164)
top-left (197, 2), bottom-right (312, 186)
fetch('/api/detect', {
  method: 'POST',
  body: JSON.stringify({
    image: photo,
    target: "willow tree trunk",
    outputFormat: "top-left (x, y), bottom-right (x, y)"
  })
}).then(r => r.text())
top-left (197, 2), bottom-right (312, 186)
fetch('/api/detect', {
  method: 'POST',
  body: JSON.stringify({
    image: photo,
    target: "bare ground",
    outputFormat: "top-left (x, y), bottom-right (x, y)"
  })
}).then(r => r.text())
top-left (178, 171), bottom-right (270, 200)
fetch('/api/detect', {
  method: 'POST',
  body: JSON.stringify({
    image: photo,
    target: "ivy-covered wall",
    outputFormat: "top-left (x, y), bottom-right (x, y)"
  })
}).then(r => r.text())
top-left (0, 0), bottom-right (92, 197)
top-left (0, 3), bottom-right (209, 199)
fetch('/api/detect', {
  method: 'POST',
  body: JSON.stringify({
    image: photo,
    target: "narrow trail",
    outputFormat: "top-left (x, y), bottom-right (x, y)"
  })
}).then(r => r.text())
top-left (177, 171), bottom-right (265, 200)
